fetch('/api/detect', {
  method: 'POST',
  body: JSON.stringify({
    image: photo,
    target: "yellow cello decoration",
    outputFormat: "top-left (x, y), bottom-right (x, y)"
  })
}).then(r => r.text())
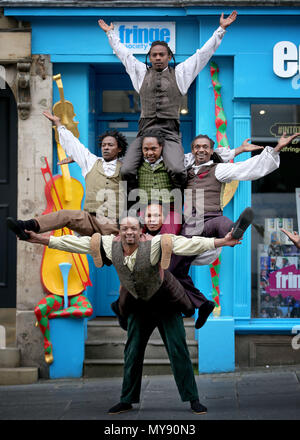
top-left (40, 74), bottom-right (92, 296)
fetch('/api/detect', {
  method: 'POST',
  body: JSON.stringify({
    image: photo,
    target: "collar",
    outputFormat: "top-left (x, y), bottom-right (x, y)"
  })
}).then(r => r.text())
top-left (192, 159), bottom-right (214, 169)
top-left (100, 158), bottom-right (118, 165)
top-left (144, 156), bottom-right (164, 168)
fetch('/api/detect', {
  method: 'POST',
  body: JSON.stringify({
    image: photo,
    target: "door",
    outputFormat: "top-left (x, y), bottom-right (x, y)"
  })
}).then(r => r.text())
top-left (94, 67), bottom-right (195, 316)
top-left (0, 84), bottom-right (17, 308)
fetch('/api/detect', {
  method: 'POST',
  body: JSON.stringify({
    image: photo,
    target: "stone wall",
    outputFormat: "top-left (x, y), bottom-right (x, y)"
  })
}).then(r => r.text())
top-left (16, 56), bottom-right (53, 378)
top-left (1, 11), bottom-right (53, 377)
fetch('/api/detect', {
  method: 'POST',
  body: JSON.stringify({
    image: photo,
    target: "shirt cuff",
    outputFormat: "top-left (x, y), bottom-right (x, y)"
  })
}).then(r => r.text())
top-left (216, 26), bottom-right (226, 36)
top-left (265, 145), bottom-right (280, 156)
top-left (48, 236), bottom-right (58, 248)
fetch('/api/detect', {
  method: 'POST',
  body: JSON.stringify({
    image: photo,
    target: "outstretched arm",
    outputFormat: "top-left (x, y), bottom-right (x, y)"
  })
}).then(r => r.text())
top-left (26, 230), bottom-right (93, 254)
top-left (214, 230), bottom-right (241, 248)
top-left (43, 111), bottom-right (98, 178)
top-left (175, 11), bottom-right (237, 95)
top-left (281, 229), bottom-right (300, 249)
top-left (43, 110), bottom-right (61, 128)
top-left (232, 139), bottom-right (264, 158)
top-left (220, 11), bottom-right (238, 30)
top-left (98, 18), bottom-right (146, 93)
top-left (274, 132), bottom-right (300, 152)
top-left (215, 139), bottom-right (264, 163)
top-left (98, 18), bottom-right (114, 33)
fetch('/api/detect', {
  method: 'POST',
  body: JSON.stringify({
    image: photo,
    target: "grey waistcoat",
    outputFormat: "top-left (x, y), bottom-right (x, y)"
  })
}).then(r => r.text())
top-left (111, 240), bottom-right (162, 301)
top-left (139, 67), bottom-right (182, 120)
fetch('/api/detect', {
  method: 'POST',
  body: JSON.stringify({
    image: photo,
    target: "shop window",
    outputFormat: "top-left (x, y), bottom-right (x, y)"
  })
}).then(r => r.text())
top-left (102, 90), bottom-right (140, 113)
top-left (102, 90), bottom-right (189, 115)
top-left (251, 104), bottom-right (300, 318)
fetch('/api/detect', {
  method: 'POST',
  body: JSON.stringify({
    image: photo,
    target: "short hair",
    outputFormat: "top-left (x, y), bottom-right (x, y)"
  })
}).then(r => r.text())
top-left (141, 129), bottom-right (165, 148)
top-left (98, 130), bottom-right (128, 157)
top-left (191, 134), bottom-right (224, 163)
top-left (145, 200), bottom-right (168, 219)
top-left (118, 211), bottom-right (144, 229)
top-left (191, 134), bottom-right (215, 150)
top-left (145, 40), bottom-right (176, 69)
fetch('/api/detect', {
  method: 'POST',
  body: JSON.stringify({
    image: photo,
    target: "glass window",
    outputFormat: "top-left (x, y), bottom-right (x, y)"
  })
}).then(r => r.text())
top-left (103, 90), bottom-right (140, 113)
top-left (251, 104), bottom-right (300, 319)
top-left (102, 90), bottom-right (189, 115)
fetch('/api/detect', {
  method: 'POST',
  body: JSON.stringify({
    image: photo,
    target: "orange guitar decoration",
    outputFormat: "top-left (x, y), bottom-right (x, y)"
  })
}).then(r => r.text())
top-left (40, 74), bottom-right (92, 296)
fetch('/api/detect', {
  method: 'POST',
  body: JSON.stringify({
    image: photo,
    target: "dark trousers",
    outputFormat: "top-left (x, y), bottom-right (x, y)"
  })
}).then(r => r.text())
top-left (119, 270), bottom-right (194, 318)
top-left (169, 212), bottom-right (234, 308)
top-left (120, 311), bottom-right (199, 404)
top-left (121, 119), bottom-right (187, 188)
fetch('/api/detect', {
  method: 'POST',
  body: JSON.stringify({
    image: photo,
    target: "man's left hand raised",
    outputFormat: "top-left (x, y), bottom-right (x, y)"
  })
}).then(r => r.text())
top-left (220, 11), bottom-right (238, 30)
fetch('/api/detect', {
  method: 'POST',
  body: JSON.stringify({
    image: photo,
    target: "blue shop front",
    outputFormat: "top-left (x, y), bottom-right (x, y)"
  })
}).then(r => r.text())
top-left (5, 5), bottom-right (300, 372)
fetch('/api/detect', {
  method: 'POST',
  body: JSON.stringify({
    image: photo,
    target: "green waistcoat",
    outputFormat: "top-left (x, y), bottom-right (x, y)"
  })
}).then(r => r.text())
top-left (137, 160), bottom-right (174, 205)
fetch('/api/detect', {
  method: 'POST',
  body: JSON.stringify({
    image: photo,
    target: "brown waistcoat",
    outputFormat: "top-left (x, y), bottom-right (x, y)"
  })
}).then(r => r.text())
top-left (139, 67), bottom-right (182, 120)
top-left (111, 240), bottom-right (162, 301)
top-left (185, 164), bottom-right (225, 213)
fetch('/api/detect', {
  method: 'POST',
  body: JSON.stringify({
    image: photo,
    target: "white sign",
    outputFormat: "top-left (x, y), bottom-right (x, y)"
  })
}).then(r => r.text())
top-left (113, 22), bottom-right (176, 54)
top-left (273, 41), bottom-right (300, 78)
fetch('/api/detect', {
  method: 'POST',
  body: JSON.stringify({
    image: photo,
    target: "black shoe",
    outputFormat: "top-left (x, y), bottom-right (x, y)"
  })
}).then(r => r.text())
top-left (111, 300), bottom-right (128, 331)
top-left (108, 402), bottom-right (132, 415)
top-left (231, 207), bottom-right (254, 239)
top-left (6, 217), bottom-right (30, 240)
top-left (190, 399), bottom-right (207, 415)
top-left (195, 300), bottom-right (215, 329)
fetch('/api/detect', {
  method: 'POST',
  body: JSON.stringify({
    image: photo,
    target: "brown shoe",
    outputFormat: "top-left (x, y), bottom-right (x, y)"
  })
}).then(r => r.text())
top-left (160, 234), bottom-right (173, 270)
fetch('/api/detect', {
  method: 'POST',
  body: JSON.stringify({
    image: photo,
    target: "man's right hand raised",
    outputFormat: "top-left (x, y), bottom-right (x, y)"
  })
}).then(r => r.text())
top-left (43, 111), bottom-right (61, 127)
top-left (98, 19), bottom-right (114, 33)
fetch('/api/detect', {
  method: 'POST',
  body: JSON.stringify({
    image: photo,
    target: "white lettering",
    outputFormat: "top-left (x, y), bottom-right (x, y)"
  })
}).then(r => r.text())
top-left (273, 41), bottom-right (298, 78)
top-left (275, 271), bottom-right (282, 288)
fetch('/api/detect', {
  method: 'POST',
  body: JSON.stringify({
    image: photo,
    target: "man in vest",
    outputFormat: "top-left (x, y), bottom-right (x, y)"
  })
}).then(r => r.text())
top-left (183, 131), bottom-right (300, 238)
top-left (113, 202), bottom-right (220, 330)
top-left (98, 12), bottom-right (237, 188)
top-left (24, 214), bottom-right (241, 415)
top-left (7, 111), bottom-right (127, 239)
top-left (169, 131), bottom-right (300, 284)
top-left (134, 129), bottom-right (263, 235)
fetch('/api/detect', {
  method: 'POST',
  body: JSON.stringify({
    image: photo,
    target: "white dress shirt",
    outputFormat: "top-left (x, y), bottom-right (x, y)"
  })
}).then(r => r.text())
top-left (106, 27), bottom-right (226, 96)
top-left (58, 125), bottom-right (119, 178)
top-left (49, 234), bottom-right (216, 271)
top-left (190, 146), bottom-right (280, 182)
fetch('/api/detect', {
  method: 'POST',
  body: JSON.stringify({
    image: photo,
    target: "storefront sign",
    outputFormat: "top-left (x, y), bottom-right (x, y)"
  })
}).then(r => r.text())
top-left (266, 265), bottom-right (300, 300)
top-left (270, 123), bottom-right (300, 137)
top-left (273, 41), bottom-right (300, 78)
top-left (113, 22), bottom-right (176, 54)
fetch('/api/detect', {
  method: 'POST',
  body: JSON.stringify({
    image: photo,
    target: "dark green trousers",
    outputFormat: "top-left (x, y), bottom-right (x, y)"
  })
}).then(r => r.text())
top-left (120, 310), bottom-right (199, 404)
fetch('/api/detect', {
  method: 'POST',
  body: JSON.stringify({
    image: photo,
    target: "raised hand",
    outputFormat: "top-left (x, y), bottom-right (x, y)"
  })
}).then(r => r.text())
top-left (43, 111), bottom-right (61, 127)
top-left (241, 139), bottom-right (264, 153)
top-left (214, 229), bottom-right (242, 248)
top-left (274, 132), bottom-right (300, 152)
top-left (58, 157), bottom-right (74, 166)
top-left (98, 19), bottom-right (114, 33)
top-left (24, 230), bottom-right (50, 246)
top-left (220, 11), bottom-right (238, 29)
top-left (281, 229), bottom-right (300, 249)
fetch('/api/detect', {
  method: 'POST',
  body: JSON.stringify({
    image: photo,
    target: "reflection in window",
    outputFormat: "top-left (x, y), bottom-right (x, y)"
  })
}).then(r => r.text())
top-left (103, 90), bottom-right (140, 113)
top-left (251, 104), bottom-right (300, 318)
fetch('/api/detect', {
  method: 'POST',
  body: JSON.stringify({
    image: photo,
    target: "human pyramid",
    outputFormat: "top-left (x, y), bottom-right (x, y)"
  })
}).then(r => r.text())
top-left (7, 11), bottom-right (300, 416)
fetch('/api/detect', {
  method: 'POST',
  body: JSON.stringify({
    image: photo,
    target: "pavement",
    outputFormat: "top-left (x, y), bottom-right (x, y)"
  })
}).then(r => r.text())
top-left (0, 365), bottom-right (300, 424)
